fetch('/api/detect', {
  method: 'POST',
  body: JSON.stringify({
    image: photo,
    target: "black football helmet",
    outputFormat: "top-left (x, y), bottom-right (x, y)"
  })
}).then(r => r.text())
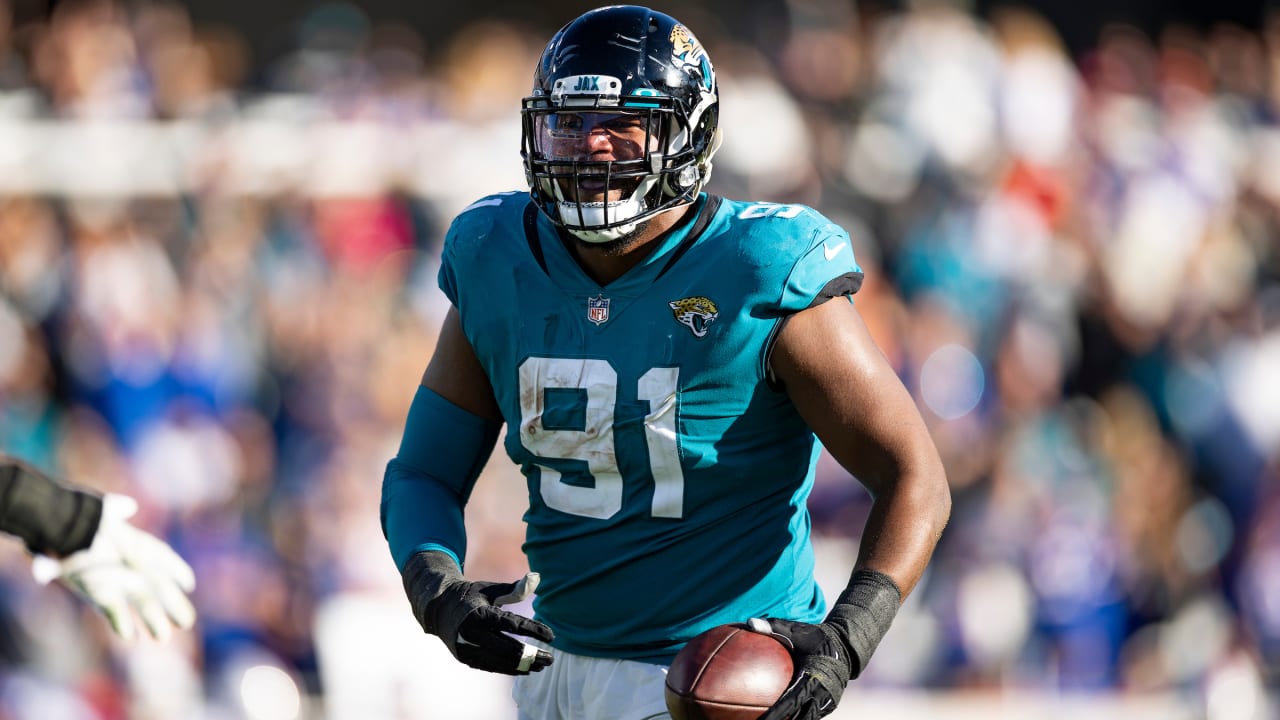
top-left (521, 5), bottom-right (721, 243)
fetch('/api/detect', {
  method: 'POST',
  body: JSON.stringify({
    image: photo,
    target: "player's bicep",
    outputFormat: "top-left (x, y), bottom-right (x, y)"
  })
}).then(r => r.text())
top-left (770, 299), bottom-right (936, 498)
top-left (421, 306), bottom-right (503, 423)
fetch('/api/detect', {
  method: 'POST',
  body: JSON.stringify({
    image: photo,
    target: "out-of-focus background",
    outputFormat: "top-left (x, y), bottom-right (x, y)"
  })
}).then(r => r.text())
top-left (0, 0), bottom-right (1277, 717)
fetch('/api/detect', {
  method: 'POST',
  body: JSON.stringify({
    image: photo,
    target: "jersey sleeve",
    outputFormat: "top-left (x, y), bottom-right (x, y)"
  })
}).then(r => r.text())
top-left (436, 192), bottom-right (524, 308)
top-left (438, 233), bottom-right (460, 307)
top-left (437, 214), bottom-right (470, 307)
top-left (776, 215), bottom-right (864, 314)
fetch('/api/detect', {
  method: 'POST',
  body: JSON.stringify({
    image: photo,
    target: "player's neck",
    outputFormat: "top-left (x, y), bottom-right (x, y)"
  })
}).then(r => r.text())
top-left (564, 205), bottom-right (692, 286)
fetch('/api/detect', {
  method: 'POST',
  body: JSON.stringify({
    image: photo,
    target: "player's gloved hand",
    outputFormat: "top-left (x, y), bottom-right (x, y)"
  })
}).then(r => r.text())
top-left (32, 493), bottom-right (197, 643)
top-left (401, 549), bottom-right (554, 675)
top-left (749, 615), bottom-right (853, 719)
top-left (751, 570), bottom-right (902, 720)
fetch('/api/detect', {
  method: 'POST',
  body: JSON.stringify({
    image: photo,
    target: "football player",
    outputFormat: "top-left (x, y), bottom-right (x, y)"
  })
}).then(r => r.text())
top-left (0, 453), bottom-right (196, 643)
top-left (382, 6), bottom-right (951, 719)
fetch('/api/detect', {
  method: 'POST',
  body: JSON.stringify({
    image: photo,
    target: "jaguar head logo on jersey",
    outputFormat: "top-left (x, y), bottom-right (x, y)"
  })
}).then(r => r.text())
top-left (669, 296), bottom-right (719, 338)
top-left (587, 294), bottom-right (611, 325)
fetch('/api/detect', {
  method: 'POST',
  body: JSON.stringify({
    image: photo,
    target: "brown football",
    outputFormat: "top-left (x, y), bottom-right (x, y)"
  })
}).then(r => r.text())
top-left (665, 624), bottom-right (795, 720)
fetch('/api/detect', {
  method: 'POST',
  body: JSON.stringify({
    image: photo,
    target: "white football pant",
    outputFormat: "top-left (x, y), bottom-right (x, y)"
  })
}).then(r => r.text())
top-left (513, 641), bottom-right (672, 720)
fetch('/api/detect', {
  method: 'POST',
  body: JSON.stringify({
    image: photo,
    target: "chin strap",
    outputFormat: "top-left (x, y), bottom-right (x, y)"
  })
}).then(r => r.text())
top-left (557, 199), bottom-right (643, 242)
top-left (565, 224), bottom-right (639, 244)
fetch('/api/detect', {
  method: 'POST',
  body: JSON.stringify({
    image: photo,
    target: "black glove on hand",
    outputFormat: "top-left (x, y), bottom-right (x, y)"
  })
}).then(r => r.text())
top-left (754, 570), bottom-right (902, 720)
top-left (402, 550), bottom-right (555, 675)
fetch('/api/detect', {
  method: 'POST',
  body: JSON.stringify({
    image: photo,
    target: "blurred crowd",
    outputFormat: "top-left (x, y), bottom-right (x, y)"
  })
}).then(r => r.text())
top-left (0, 0), bottom-right (1277, 718)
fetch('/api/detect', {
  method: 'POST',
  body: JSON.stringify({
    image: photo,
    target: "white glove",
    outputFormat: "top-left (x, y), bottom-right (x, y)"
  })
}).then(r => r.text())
top-left (32, 493), bottom-right (197, 643)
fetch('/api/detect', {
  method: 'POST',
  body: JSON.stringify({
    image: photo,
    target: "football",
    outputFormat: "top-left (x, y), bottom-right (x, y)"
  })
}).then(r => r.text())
top-left (665, 623), bottom-right (795, 720)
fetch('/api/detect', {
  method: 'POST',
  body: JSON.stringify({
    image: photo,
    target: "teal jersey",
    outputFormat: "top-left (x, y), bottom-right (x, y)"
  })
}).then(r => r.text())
top-left (439, 192), bottom-right (864, 663)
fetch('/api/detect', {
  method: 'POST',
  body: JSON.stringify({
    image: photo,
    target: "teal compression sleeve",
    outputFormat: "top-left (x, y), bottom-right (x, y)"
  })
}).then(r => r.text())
top-left (380, 386), bottom-right (502, 572)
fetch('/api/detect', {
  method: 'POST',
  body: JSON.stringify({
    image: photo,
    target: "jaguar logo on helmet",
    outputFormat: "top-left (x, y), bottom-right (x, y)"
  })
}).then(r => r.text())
top-left (669, 296), bottom-right (719, 338)
top-left (670, 24), bottom-right (714, 92)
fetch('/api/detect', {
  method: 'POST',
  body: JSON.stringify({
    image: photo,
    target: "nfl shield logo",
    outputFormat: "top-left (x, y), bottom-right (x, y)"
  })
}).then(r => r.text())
top-left (587, 294), bottom-right (610, 325)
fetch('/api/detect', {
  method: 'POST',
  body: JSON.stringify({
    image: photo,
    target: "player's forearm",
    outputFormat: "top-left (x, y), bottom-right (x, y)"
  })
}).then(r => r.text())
top-left (0, 455), bottom-right (103, 557)
top-left (812, 460), bottom-right (948, 678)
top-left (381, 385), bottom-right (502, 571)
top-left (849, 463), bottom-right (950, 600)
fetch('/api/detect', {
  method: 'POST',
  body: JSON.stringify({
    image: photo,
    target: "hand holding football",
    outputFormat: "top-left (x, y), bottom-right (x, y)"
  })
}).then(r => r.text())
top-left (665, 623), bottom-right (794, 720)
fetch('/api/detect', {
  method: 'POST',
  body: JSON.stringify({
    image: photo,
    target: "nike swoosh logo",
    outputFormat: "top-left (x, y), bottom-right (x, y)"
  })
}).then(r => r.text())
top-left (824, 242), bottom-right (847, 261)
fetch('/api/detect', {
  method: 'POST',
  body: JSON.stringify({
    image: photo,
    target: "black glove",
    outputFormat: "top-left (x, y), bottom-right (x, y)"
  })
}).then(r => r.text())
top-left (754, 570), bottom-right (902, 720)
top-left (402, 550), bottom-right (555, 675)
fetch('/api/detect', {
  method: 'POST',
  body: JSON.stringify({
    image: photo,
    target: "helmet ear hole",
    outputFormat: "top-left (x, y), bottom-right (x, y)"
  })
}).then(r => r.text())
top-left (677, 166), bottom-right (699, 189)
